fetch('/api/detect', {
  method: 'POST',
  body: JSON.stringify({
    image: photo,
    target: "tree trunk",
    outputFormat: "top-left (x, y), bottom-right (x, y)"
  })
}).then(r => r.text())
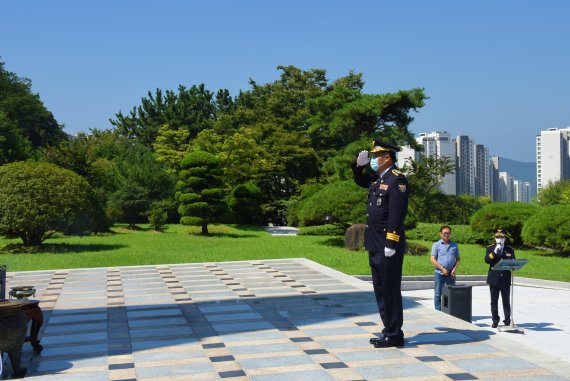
top-left (20, 230), bottom-right (43, 246)
top-left (201, 224), bottom-right (208, 235)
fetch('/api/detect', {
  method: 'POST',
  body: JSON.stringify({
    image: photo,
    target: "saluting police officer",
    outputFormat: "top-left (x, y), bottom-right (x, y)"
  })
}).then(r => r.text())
top-left (352, 139), bottom-right (408, 348)
top-left (485, 229), bottom-right (516, 328)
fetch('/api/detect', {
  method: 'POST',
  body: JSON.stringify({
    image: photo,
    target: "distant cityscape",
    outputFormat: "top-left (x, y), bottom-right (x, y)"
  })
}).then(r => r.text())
top-left (395, 126), bottom-right (570, 203)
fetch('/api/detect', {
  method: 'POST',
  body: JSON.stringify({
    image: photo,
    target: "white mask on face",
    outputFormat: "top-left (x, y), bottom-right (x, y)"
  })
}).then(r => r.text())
top-left (495, 238), bottom-right (505, 245)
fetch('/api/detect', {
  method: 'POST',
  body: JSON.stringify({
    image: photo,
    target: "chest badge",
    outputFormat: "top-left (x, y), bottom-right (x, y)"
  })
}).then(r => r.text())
top-left (377, 198), bottom-right (382, 206)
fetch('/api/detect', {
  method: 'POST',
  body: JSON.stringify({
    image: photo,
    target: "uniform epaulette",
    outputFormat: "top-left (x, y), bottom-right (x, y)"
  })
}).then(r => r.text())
top-left (391, 169), bottom-right (403, 176)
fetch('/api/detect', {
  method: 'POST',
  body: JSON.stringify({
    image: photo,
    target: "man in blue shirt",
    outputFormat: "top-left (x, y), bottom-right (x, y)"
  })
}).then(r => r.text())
top-left (430, 225), bottom-right (461, 311)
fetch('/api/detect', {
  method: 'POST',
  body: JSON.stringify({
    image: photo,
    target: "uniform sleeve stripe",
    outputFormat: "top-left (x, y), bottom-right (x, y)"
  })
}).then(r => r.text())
top-left (386, 233), bottom-right (400, 242)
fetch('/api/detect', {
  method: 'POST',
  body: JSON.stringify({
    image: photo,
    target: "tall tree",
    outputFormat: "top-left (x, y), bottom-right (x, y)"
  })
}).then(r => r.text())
top-left (111, 84), bottom-right (229, 146)
top-left (402, 155), bottom-right (456, 222)
top-left (535, 179), bottom-right (570, 206)
top-left (152, 124), bottom-right (191, 174)
top-left (0, 111), bottom-right (32, 164)
top-left (0, 59), bottom-right (66, 150)
top-left (207, 65), bottom-right (427, 223)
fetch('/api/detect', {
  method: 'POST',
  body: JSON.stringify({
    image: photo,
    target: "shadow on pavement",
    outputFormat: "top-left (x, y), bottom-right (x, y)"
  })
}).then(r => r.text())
top-left (20, 290), bottom-right (489, 377)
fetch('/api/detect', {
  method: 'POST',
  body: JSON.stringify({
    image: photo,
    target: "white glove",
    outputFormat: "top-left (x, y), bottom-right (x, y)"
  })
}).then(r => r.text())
top-left (357, 150), bottom-right (370, 166)
top-left (384, 247), bottom-right (396, 257)
top-left (494, 244), bottom-right (501, 254)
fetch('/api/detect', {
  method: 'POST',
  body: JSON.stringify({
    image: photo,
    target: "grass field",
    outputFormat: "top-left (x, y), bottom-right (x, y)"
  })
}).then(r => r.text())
top-left (1, 224), bottom-right (568, 281)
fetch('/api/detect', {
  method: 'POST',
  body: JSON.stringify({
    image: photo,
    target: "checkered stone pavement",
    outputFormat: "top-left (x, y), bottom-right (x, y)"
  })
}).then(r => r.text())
top-left (4, 258), bottom-right (569, 380)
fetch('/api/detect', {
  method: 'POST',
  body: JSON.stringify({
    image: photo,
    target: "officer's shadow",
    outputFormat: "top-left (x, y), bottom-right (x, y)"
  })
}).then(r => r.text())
top-left (405, 326), bottom-right (496, 347)
top-left (471, 315), bottom-right (562, 332)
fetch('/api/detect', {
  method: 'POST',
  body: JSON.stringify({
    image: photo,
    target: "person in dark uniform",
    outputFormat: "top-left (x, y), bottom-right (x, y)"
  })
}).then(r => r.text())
top-left (352, 139), bottom-right (409, 348)
top-left (484, 229), bottom-right (516, 328)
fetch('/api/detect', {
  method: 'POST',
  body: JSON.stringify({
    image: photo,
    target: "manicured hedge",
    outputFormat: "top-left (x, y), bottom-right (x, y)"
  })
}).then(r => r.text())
top-left (298, 224), bottom-right (346, 236)
top-left (407, 223), bottom-right (486, 244)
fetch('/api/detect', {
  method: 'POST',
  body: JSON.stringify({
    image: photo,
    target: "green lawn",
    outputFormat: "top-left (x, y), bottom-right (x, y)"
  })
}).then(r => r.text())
top-left (1, 224), bottom-right (568, 282)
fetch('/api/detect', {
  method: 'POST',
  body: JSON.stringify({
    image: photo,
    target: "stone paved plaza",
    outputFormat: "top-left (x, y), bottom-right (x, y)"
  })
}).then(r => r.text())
top-left (4, 258), bottom-right (570, 380)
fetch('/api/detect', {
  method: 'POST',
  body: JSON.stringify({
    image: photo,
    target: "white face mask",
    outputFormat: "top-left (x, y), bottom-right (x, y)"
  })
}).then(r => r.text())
top-left (495, 238), bottom-right (505, 245)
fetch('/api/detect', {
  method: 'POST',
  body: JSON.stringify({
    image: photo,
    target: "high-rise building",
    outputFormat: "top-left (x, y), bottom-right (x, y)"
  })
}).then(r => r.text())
top-left (474, 144), bottom-right (491, 197)
top-left (396, 145), bottom-right (420, 169)
top-left (416, 131), bottom-right (456, 195)
top-left (536, 127), bottom-right (570, 191)
top-left (498, 172), bottom-right (514, 202)
top-left (490, 156), bottom-right (500, 202)
top-left (456, 135), bottom-right (475, 195)
top-left (514, 180), bottom-right (532, 203)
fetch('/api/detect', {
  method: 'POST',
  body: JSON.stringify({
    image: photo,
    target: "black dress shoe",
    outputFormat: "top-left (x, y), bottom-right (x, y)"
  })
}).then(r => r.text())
top-left (369, 335), bottom-right (385, 345)
top-left (503, 320), bottom-right (511, 326)
top-left (372, 336), bottom-right (404, 348)
top-left (492, 322), bottom-right (498, 328)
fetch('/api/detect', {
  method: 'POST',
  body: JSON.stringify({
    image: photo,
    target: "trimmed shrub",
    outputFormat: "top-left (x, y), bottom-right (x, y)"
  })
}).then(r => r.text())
top-left (295, 180), bottom-right (366, 227)
top-left (521, 205), bottom-right (570, 252)
top-left (0, 161), bottom-right (104, 245)
top-left (405, 242), bottom-right (430, 256)
top-left (298, 224), bottom-right (346, 236)
top-left (470, 202), bottom-right (538, 247)
top-left (176, 151), bottom-right (226, 235)
top-left (407, 223), bottom-right (485, 244)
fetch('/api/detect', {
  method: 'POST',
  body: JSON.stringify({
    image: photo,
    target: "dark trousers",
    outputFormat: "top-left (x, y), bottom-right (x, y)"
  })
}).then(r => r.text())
top-left (489, 285), bottom-right (511, 324)
top-left (369, 250), bottom-right (404, 342)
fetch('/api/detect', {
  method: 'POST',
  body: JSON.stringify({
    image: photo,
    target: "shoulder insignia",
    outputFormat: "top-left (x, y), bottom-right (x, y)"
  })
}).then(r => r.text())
top-left (398, 183), bottom-right (407, 192)
top-left (391, 169), bottom-right (403, 176)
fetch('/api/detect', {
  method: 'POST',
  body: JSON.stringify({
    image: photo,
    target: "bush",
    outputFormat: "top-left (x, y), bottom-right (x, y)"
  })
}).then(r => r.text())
top-left (470, 202), bottom-right (538, 247)
top-left (521, 205), bottom-right (570, 252)
top-left (298, 224), bottom-right (346, 236)
top-left (0, 161), bottom-right (104, 245)
top-left (295, 180), bottom-right (366, 227)
top-left (407, 223), bottom-right (485, 244)
top-left (228, 182), bottom-right (263, 224)
top-left (405, 242), bottom-right (430, 256)
top-left (148, 206), bottom-right (167, 232)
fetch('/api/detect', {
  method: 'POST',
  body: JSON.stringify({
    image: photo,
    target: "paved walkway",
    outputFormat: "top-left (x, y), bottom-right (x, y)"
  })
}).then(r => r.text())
top-left (403, 281), bottom-right (570, 365)
top-left (3, 259), bottom-right (570, 380)
top-left (262, 227), bottom-right (299, 236)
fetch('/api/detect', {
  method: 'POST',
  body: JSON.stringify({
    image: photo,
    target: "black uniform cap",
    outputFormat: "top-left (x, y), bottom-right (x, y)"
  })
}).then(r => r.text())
top-left (371, 139), bottom-right (401, 153)
top-left (494, 229), bottom-right (507, 237)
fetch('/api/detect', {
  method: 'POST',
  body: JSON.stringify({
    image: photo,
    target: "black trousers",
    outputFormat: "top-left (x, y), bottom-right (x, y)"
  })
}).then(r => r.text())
top-left (489, 285), bottom-right (511, 324)
top-left (369, 250), bottom-right (404, 342)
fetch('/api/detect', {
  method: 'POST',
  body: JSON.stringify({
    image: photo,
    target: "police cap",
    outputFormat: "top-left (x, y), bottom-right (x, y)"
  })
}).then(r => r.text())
top-left (494, 229), bottom-right (506, 237)
top-left (370, 139), bottom-right (401, 153)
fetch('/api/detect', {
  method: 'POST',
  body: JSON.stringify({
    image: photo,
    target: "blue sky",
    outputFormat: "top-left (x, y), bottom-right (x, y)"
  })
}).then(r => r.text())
top-left (1, 0), bottom-right (569, 162)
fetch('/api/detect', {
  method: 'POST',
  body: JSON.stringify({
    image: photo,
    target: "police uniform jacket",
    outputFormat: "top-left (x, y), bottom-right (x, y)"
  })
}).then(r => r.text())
top-left (352, 164), bottom-right (409, 253)
top-left (485, 244), bottom-right (515, 287)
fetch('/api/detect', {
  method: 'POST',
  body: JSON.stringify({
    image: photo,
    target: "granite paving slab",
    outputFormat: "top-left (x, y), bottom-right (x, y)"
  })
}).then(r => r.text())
top-left (3, 258), bottom-right (570, 380)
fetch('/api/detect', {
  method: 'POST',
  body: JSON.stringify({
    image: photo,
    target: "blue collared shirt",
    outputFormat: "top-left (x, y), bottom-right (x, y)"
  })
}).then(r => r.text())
top-left (431, 239), bottom-right (460, 274)
top-left (379, 165), bottom-right (394, 178)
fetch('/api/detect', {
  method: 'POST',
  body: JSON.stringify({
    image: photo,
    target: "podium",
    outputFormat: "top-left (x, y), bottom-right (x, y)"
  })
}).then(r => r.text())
top-left (492, 258), bottom-right (528, 334)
